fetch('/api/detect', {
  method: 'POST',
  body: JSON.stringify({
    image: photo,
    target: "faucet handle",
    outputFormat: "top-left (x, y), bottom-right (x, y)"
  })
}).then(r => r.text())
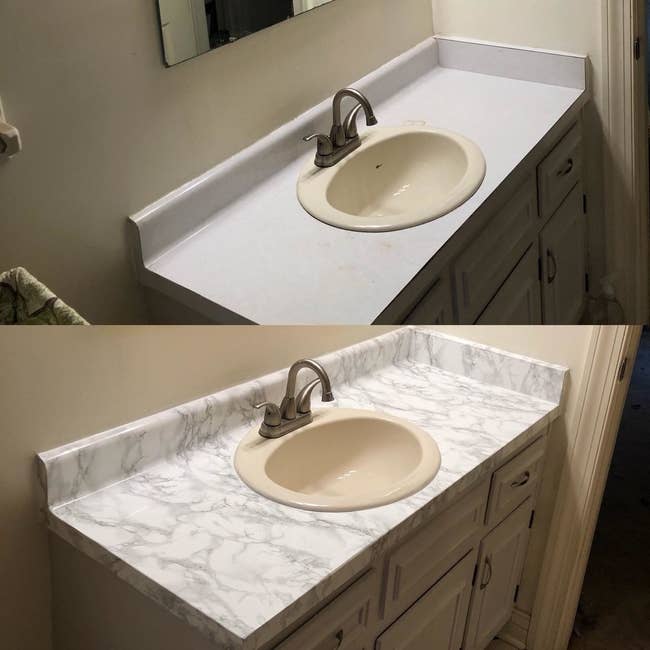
top-left (303, 133), bottom-right (334, 156)
top-left (254, 402), bottom-right (282, 427)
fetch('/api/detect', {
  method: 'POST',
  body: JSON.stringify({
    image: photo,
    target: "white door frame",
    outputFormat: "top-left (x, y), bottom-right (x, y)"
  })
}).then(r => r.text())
top-left (527, 325), bottom-right (642, 650)
top-left (601, 0), bottom-right (649, 322)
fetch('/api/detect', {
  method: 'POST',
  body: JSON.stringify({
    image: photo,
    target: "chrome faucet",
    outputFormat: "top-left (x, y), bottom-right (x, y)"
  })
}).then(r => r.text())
top-left (304, 88), bottom-right (378, 168)
top-left (254, 359), bottom-right (335, 439)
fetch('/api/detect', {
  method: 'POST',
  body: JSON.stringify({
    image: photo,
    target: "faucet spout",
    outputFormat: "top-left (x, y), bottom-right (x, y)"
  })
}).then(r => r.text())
top-left (330, 88), bottom-right (377, 146)
top-left (281, 359), bottom-right (334, 421)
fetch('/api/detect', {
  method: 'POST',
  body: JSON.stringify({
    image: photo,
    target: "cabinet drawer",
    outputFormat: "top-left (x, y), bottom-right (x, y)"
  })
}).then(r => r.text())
top-left (375, 551), bottom-right (476, 650)
top-left (538, 123), bottom-right (583, 221)
top-left (486, 437), bottom-right (546, 527)
top-left (382, 481), bottom-right (489, 623)
top-left (453, 178), bottom-right (537, 324)
top-left (275, 570), bottom-right (378, 650)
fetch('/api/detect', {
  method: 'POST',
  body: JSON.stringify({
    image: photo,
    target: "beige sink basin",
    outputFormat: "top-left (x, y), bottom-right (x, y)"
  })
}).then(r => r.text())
top-left (234, 408), bottom-right (441, 512)
top-left (297, 126), bottom-right (486, 232)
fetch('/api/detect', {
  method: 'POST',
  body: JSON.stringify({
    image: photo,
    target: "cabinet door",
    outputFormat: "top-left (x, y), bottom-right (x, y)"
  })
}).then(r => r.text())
top-left (375, 551), bottom-right (477, 650)
top-left (402, 274), bottom-right (454, 325)
top-left (453, 177), bottom-right (537, 324)
top-left (476, 246), bottom-right (542, 325)
top-left (540, 184), bottom-right (587, 324)
top-left (463, 500), bottom-right (534, 650)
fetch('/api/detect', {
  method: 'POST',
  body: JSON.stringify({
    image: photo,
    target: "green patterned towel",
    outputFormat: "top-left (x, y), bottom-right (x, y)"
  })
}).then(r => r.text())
top-left (0, 267), bottom-right (88, 325)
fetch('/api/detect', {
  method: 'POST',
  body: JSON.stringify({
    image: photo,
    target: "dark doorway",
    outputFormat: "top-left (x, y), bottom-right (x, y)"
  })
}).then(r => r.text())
top-left (570, 328), bottom-right (650, 649)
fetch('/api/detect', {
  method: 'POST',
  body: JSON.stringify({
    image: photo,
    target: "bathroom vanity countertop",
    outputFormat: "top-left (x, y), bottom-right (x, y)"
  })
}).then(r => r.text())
top-left (130, 37), bottom-right (588, 324)
top-left (38, 328), bottom-right (567, 649)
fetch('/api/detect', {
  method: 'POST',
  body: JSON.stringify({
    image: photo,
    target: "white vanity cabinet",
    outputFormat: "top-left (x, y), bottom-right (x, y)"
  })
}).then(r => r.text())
top-left (384, 120), bottom-right (587, 326)
top-left (269, 435), bottom-right (547, 650)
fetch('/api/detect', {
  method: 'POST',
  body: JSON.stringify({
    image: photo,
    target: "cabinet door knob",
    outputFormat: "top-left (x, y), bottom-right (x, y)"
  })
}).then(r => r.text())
top-left (547, 249), bottom-right (558, 284)
top-left (511, 471), bottom-right (531, 488)
top-left (332, 629), bottom-right (344, 649)
top-left (479, 555), bottom-right (493, 590)
top-left (557, 158), bottom-right (574, 177)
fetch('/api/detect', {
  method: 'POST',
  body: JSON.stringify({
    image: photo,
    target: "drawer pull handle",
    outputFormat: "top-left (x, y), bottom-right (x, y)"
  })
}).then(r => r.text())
top-left (557, 158), bottom-right (574, 177)
top-left (511, 471), bottom-right (531, 488)
top-left (547, 250), bottom-right (558, 284)
top-left (480, 556), bottom-right (493, 590)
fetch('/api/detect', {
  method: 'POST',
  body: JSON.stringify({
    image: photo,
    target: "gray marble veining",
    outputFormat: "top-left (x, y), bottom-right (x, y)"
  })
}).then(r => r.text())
top-left (38, 328), bottom-right (567, 649)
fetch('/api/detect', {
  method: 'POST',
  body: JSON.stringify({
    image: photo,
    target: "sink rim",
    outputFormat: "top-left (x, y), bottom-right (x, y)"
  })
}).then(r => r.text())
top-left (297, 125), bottom-right (486, 233)
top-left (234, 408), bottom-right (442, 512)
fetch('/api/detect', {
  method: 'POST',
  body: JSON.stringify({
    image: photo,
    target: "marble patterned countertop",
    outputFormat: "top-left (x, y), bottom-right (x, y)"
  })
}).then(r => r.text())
top-left (129, 37), bottom-right (587, 324)
top-left (38, 328), bottom-right (567, 649)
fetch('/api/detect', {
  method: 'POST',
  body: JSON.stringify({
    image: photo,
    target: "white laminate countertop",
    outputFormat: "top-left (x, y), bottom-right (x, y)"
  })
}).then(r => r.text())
top-left (38, 328), bottom-right (567, 649)
top-left (130, 37), bottom-right (587, 324)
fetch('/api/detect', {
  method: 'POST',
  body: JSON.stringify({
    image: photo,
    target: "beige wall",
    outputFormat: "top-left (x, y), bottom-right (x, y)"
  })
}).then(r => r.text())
top-left (0, 0), bottom-right (433, 324)
top-left (432, 0), bottom-right (602, 54)
top-left (0, 326), bottom-right (392, 650)
top-left (434, 326), bottom-right (596, 614)
top-left (432, 0), bottom-right (607, 292)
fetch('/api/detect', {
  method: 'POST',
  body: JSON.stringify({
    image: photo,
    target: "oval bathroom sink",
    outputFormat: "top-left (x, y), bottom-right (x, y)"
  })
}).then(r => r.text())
top-left (234, 408), bottom-right (441, 512)
top-left (297, 126), bottom-right (486, 232)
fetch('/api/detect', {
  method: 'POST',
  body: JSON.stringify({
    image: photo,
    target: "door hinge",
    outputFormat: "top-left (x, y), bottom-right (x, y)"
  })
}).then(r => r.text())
top-left (472, 563), bottom-right (478, 587)
top-left (583, 193), bottom-right (588, 214)
top-left (529, 509), bottom-right (536, 529)
top-left (585, 273), bottom-right (590, 294)
top-left (514, 584), bottom-right (520, 603)
top-left (634, 37), bottom-right (642, 60)
top-left (618, 357), bottom-right (629, 382)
